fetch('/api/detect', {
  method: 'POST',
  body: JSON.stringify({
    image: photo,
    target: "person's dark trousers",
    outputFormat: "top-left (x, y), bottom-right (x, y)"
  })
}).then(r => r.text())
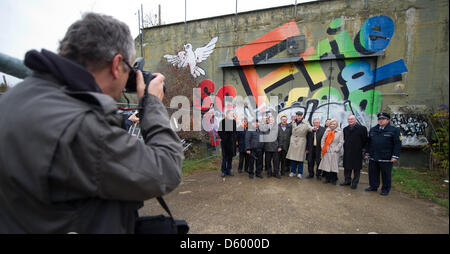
top-left (285, 159), bottom-right (291, 172)
top-left (278, 150), bottom-right (288, 175)
top-left (308, 160), bottom-right (321, 178)
top-left (325, 172), bottom-right (338, 184)
top-left (307, 147), bottom-right (321, 177)
top-left (221, 156), bottom-right (233, 175)
top-left (248, 150), bottom-right (263, 177)
top-left (368, 160), bottom-right (393, 193)
top-left (255, 150), bottom-right (263, 176)
top-left (264, 151), bottom-right (279, 177)
top-left (238, 152), bottom-right (249, 173)
top-left (344, 168), bottom-right (361, 186)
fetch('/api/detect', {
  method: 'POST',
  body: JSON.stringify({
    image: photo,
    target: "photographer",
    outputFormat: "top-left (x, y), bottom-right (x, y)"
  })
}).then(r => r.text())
top-left (0, 13), bottom-right (183, 233)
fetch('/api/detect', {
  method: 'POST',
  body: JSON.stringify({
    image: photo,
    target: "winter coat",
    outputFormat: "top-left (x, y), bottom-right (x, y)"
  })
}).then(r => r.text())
top-left (260, 123), bottom-right (279, 152)
top-left (365, 123), bottom-right (401, 162)
top-left (306, 126), bottom-right (326, 163)
top-left (343, 124), bottom-right (368, 170)
top-left (318, 128), bottom-right (344, 173)
top-left (286, 120), bottom-right (313, 162)
top-left (245, 128), bottom-right (264, 151)
top-left (218, 118), bottom-right (237, 157)
top-left (236, 126), bottom-right (247, 153)
top-left (277, 123), bottom-right (292, 152)
top-left (0, 49), bottom-right (183, 233)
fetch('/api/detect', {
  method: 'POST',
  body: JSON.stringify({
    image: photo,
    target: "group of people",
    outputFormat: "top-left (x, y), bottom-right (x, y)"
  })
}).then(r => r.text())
top-left (218, 111), bottom-right (401, 196)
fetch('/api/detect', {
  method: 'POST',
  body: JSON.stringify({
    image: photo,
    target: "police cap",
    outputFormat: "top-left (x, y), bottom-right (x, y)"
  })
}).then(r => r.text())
top-left (377, 112), bottom-right (390, 120)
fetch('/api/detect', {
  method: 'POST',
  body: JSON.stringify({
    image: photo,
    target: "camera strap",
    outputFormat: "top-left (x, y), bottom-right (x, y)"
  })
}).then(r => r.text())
top-left (136, 81), bottom-right (150, 121)
top-left (156, 196), bottom-right (175, 223)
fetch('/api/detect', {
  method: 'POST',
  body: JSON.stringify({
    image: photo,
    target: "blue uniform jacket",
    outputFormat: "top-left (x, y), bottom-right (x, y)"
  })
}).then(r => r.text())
top-left (365, 123), bottom-right (401, 162)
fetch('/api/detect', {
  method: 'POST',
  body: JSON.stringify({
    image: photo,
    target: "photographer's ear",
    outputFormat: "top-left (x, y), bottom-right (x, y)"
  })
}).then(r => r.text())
top-left (111, 54), bottom-right (123, 79)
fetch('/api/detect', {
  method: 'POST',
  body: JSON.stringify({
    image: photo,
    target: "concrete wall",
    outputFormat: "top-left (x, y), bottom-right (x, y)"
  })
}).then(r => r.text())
top-left (138, 0), bottom-right (448, 166)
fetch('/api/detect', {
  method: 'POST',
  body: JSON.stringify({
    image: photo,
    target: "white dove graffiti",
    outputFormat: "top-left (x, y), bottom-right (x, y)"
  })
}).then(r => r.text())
top-left (163, 36), bottom-right (218, 78)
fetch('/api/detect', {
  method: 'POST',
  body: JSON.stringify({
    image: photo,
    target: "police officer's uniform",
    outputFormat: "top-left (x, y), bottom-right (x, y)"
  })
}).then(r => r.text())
top-left (365, 112), bottom-right (401, 195)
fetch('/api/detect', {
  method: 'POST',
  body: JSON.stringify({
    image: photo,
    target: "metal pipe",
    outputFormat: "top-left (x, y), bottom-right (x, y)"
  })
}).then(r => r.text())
top-left (140, 4), bottom-right (144, 57)
top-left (294, 0), bottom-right (297, 19)
top-left (0, 52), bottom-right (32, 79)
top-left (379, 93), bottom-right (409, 96)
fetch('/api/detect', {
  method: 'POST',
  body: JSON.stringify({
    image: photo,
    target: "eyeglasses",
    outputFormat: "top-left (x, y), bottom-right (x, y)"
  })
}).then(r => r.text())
top-left (122, 59), bottom-right (134, 73)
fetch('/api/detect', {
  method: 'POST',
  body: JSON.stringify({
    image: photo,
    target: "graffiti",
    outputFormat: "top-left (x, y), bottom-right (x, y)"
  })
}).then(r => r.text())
top-left (230, 15), bottom-right (417, 143)
top-left (164, 36), bottom-right (218, 78)
top-left (391, 113), bottom-right (429, 146)
top-left (194, 79), bottom-right (238, 146)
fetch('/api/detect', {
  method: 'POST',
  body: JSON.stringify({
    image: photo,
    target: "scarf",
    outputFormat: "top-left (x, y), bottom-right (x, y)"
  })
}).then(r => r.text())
top-left (322, 130), bottom-right (336, 156)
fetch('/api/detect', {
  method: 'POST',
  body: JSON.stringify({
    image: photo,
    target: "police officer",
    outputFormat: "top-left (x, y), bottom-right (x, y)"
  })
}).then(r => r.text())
top-left (364, 112), bottom-right (401, 195)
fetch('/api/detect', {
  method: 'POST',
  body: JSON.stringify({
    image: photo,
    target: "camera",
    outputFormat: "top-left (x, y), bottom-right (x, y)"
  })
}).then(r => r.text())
top-left (124, 57), bottom-right (155, 93)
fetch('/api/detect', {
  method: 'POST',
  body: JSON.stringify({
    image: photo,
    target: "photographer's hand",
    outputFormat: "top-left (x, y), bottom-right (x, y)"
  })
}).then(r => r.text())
top-left (136, 70), bottom-right (165, 100)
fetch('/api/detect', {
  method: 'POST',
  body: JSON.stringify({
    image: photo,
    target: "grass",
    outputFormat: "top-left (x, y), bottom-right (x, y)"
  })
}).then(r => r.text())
top-left (392, 167), bottom-right (449, 210)
top-left (182, 156), bottom-right (221, 176)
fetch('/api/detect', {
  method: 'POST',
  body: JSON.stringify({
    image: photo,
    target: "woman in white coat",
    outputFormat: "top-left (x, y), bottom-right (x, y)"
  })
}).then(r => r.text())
top-left (319, 119), bottom-right (344, 185)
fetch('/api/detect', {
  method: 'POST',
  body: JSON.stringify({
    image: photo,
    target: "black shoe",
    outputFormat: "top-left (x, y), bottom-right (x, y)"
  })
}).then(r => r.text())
top-left (256, 175), bottom-right (263, 179)
top-left (380, 191), bottom-right (389, 196)
top-left (227, 173), bottom-right (235, 177)
top-left (351, 185), bottom-right (357, 189)
top-left (331, 181), bottom-right (337, 185)
top-left (340, 182), bottom-right (351, 186)
top-left (280, 172), bottom-right (285, 176)
top-left (221, 173), bottom-right (226, 177)
top-left (365, 187), bottom-right (377, 191)
top-left (306, 175), bottom-right (314, 179)
top-left (317, 176), bottom-right (322, 180)
top-left (249, 175), bottom-right (254, 179)
top-left (275, 175), bottom-right (281, 179)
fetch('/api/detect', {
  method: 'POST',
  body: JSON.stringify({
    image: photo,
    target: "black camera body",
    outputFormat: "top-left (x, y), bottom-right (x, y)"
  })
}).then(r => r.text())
top-left (124, 57), bottom-right (155, 93)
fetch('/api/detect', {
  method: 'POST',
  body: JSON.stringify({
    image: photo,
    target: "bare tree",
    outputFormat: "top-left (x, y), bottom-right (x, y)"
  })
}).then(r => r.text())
top-left (143, 5), bottom-right (164, 28)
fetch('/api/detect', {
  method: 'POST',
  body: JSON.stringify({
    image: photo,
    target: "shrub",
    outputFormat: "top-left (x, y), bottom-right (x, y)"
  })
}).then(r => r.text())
top-left (428, 105), bottom-right (449, 177)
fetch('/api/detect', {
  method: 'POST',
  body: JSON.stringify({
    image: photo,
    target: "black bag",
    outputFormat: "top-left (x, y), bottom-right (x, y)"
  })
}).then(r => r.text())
top-left (135, 197), bottom-right (189, 234)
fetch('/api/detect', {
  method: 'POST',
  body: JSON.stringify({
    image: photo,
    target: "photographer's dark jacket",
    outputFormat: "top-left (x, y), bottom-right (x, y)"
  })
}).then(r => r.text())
top-left (0, 49), bottom-right (183, 233)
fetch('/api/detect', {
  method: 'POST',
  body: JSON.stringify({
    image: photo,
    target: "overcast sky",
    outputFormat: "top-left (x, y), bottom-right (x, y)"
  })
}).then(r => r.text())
top-left (0, 0), bottom-right (312, 85)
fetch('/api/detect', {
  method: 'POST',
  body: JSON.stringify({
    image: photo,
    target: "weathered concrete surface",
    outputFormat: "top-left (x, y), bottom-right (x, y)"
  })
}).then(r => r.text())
top-left (139, 164), bottom-right (449, 234)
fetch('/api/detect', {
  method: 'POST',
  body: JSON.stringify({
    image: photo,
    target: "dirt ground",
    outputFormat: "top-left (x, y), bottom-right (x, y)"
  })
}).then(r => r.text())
top-left (139, 161), bottom-right (449, 234)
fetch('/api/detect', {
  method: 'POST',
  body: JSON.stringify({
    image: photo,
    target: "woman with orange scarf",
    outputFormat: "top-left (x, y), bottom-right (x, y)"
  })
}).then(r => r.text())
top-left (318, 119), bottom-right (344, 185)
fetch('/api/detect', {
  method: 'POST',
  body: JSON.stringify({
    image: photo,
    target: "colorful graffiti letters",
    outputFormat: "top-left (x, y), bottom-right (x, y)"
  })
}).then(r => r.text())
top-left (359, 15), bottom-right (395, 52)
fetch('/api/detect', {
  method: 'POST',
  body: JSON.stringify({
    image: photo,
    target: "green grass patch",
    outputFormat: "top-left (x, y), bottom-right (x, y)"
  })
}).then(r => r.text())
top-left (182, 156), bottom-right (221, 176)
top-left (392, 167), bottom-right (449, 210)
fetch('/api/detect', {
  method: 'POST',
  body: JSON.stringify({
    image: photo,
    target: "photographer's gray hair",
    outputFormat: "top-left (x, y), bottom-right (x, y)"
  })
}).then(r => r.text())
top-left (58, 12), bottom-right (135, 71)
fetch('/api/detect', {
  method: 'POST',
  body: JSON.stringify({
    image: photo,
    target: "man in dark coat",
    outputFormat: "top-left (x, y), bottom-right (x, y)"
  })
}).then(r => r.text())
top-left (218, 110), bottom-right (237, 177)
top-left (245, 120), bottom-right (264, 179)
top-left (261, 114), bottom-right (279, 178)
top-left (277, 115), bottom-right (292, 176)
top-left (306, 118), bottom-right (326, 180)
top-left (236, 118), bottom-right (249, 173)
top-left (341, 115), bottom-right (368, 189)
top-left (364, 112), bottom-right (401, 196)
